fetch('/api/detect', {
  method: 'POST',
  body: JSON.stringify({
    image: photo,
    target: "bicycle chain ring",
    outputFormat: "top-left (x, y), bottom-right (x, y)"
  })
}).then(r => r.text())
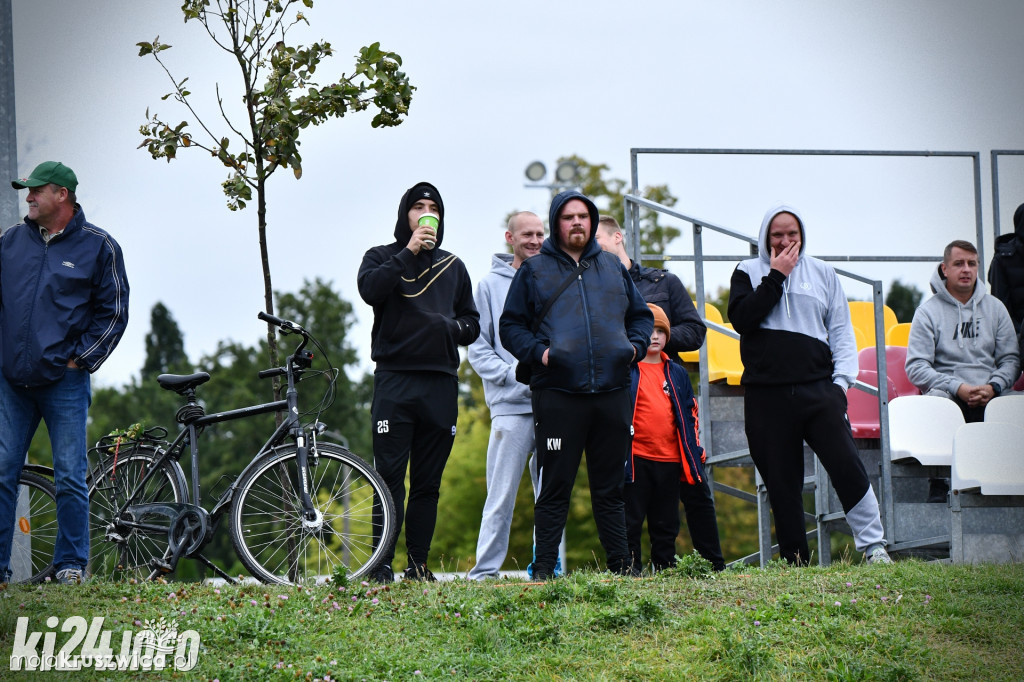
top-left (168, 508), bottom-right (209, 557)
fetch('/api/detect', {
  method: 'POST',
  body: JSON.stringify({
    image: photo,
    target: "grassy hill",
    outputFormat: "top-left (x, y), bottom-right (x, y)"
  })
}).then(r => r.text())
top-left (2, 557), bottom-right (1022, 680)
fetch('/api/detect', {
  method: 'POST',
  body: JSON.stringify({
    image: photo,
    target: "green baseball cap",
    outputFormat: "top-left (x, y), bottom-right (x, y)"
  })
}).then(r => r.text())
top-left (11, 161), bottom-right (79, 192)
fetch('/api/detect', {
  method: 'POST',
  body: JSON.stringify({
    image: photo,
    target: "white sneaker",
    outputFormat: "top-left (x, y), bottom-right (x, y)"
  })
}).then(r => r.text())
top-left (55, 567), bottom-right (84, 585)
top-left (866, 546), bottom-right (893, 565)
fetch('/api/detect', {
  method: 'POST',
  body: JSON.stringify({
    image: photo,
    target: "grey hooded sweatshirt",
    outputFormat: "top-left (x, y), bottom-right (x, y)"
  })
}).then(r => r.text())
top-left (905, 265), bottom-right (1020, 396)
top-left (467, 253), bottom-right (532, 416)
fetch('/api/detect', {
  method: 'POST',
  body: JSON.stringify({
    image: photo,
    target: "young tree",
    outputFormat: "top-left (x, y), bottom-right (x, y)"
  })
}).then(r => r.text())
top-left (137, 0), bottom-right (414, 370)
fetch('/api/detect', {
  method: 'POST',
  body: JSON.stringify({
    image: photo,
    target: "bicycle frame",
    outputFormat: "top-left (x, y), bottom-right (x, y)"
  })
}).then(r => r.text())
top-left (94, 313), bottom-right (327, 580)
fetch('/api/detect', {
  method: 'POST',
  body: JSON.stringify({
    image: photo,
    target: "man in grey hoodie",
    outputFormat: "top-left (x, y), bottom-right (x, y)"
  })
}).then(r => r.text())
top-left (467, 212), bottom-right (544, 580)
top-left (906, 240), bottom-right (1020, 423)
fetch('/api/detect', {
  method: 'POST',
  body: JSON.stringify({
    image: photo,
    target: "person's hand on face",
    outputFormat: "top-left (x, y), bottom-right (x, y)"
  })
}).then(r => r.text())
top-left (771, 242), bottom-right (800, 277)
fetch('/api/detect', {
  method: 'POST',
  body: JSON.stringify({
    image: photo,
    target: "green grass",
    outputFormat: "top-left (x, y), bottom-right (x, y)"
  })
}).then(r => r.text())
top-left (2, 557), bottom-right (1022, 680)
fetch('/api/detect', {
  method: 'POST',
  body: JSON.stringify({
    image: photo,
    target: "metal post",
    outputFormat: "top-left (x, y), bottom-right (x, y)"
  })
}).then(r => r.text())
top-left (971, 153), bottom-right (986, 282)
top-left (1, 0), bottom-right (31, 583)
top-left (1, 0), bottom-right (18, 228)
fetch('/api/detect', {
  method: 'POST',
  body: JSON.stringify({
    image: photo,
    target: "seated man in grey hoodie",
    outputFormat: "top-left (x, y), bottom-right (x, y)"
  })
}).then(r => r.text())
top-left (906, 240), bottom-right (1020, 424)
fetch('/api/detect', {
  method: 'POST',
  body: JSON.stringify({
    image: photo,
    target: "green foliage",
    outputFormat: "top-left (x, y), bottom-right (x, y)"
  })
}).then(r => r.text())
top-left (137, 1), bottom-right (414, 210)
top-left (663, 550), bottom-right (714, 579)
top-left (559, 154), bottom-right (681, 268)
top-left (886, 278), bottom-right (924, 323)
top-left (142, 302), bottom-right (190, 379)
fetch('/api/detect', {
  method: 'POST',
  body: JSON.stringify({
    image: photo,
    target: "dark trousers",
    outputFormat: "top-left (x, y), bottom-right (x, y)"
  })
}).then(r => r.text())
top-left (532, 388), bottom-right (631, 574)
top-left (744, 379), bottom-right (872, 565)
top-left (679, 477), bottom-right (726, 571)
top-left (625, 458), bottom-right (680, 570)
top-left (371, 371), bottom-right (458, 567)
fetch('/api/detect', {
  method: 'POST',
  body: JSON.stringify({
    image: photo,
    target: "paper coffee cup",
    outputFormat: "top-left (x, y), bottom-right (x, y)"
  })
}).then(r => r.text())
top-left (418, 213), bottom-right (439, 249)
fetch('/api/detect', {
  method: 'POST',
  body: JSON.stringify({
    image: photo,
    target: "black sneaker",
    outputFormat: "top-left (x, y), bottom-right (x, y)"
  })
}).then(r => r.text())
top-left (368, 564), bottom-right (394, 584)
top-left (403, 563), bottom-right (437, 582)
top-left (530, 565), bottom-right (554, 581)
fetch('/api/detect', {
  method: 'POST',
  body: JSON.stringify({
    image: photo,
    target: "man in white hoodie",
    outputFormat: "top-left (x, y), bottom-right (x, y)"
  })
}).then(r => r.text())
top-left (729, 204), bottom-right (891, 566)
top-left (467, 212), bottom-right (545, 580)
top-left (906, 240), bottom-right (1020, 423)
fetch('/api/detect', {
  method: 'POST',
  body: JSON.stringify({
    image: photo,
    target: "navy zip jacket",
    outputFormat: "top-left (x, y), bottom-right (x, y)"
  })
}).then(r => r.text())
top-left (0, 207), bottom-right (129, 387)
top-left (357, 182), bottom-right (480, 375)
top-left (500, 191), bottom-right (653, 393)
top-left (626, 354), bottom-right (705, 485)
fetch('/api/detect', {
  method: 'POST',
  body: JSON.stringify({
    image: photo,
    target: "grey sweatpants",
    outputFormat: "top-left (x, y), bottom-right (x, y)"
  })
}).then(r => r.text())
top-left (468, 414), bottom-right (538, 579)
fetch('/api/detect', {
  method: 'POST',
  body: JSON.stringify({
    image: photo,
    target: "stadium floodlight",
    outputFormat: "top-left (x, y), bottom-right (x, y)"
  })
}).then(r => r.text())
top-left (554, 161), bottom-right (578, 183)
top-left (525, 161), bottom-right (547, 182)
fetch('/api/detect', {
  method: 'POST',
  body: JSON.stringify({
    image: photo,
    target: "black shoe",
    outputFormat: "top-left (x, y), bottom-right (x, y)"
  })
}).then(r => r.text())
top-left (927, 477), bottom-right (950, 503)
top-left (368, 564), bottom-right (394, 584)
top-left (403, 563), bottom-right (437, 582)
top-left (531, 565), bottom-right (554, 581)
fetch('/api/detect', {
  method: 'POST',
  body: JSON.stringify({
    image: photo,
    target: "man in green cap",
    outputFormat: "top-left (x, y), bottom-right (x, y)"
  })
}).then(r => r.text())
top-left (0, 161), bottom-right (130, 585)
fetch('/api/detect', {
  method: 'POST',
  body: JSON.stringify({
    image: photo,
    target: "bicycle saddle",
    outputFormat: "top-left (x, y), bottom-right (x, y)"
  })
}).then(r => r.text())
top-left (157, 372), bottom-right (212, 394)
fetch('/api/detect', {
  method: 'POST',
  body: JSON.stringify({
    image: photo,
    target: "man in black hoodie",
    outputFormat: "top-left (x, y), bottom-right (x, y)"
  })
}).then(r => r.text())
top-left (357, 182), bottom-right (480, 582)
top-left (989, 202), bottom-right (1024, 335)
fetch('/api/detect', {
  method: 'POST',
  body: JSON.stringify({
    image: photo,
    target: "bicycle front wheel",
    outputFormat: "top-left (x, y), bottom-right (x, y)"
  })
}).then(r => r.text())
top-left (230, 442), bottom-right (396, 585)
top-left (10, 471), bottom-right (58, 584)
top-left (87, 445), bottom-right (186, 580)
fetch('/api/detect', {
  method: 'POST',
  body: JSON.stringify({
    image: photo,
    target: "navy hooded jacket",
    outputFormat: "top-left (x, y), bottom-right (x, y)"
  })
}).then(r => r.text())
top-left (499, 190), bottom-right (653, 393)
top-left (0, 207), bottom-right (129, 388)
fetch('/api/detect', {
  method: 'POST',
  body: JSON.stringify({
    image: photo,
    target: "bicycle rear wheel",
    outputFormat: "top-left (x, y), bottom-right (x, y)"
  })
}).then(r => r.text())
top-left (87, 445), bottom-right (186, 580)
top-left (10, 471), bottom-right (58, 584)
top-left (230, 442), bottom-right (396, 585)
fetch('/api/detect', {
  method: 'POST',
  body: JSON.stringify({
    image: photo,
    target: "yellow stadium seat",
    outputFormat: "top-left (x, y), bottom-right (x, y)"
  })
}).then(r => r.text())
top-left (707, 323), bottom-right (744, 385)
top-left (848, 301), bottom-right (898, 350)
top-left (885, 322), bottom-right (911, 347)
top-left (679, 301), bottom-right (723, 363)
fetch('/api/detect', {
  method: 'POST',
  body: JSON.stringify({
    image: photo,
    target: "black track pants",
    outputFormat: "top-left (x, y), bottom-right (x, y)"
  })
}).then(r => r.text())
top-left (744, 379), bottom-right (872, 565)
top-left (532, 388), bottom-right (631, 574)
top-left (371, 371), bottom-right (458, 567)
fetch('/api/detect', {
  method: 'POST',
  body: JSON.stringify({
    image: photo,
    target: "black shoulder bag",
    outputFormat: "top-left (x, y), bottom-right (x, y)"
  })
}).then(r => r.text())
top-left (514, 260), bottom-right (588, 385)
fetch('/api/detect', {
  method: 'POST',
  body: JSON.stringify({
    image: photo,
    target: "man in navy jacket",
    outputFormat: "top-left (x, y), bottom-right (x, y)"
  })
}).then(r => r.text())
top-left (501, 190), bottom-right (653, 579)
top-left (0, 161), bottom-right (129, 584)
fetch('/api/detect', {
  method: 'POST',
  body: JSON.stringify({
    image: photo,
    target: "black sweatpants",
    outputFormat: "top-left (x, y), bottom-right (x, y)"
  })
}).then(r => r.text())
top-left (371, 370), bottom-right (458, 567)
top-left (744, 379), bottom-right (872, 565)
top-left (679, 477), bottom-right (726, 571)
top-left (626, 459), bottom-right (727, 571)
top-left (625, 458), bottom-right (681, 570)
top-left (532, 388), bottom-right (631, 575)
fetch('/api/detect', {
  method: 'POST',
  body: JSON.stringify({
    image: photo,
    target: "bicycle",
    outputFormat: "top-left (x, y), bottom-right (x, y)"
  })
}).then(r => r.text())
top-left (86, 312), bottom-right (397, 585)
top-left (7, 464), bottom-right (59, 584)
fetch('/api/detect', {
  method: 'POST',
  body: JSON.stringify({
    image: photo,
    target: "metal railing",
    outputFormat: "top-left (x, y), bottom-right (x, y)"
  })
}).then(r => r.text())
top-left (622, 147), bottom-right (989, 564)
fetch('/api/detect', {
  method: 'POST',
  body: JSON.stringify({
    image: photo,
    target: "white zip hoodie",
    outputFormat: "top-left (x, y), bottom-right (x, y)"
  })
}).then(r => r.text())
top-left (905, 265), bottom-right (1020, 396)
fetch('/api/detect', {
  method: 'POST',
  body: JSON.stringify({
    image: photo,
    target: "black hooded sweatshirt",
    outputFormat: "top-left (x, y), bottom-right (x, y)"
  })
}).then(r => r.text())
top-left (989, 202), bottom-right (1024, 333)
top-left (357, 182), bottom-right (480, 375)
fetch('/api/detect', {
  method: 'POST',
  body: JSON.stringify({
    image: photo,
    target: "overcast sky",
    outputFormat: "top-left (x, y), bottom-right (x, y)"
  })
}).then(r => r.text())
top-left (8, 0), bottom-right (1024, 387)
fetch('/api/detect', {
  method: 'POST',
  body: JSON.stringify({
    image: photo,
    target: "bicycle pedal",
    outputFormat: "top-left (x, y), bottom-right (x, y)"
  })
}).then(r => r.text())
top-left (105, 531), bottom-right (127, 543)
top-left (149, 558), bottom-right (174, 573)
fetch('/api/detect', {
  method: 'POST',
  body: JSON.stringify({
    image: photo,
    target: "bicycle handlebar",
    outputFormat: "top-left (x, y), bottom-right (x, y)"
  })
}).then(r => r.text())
top-left (258, 311), bottom-right (307, 337)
